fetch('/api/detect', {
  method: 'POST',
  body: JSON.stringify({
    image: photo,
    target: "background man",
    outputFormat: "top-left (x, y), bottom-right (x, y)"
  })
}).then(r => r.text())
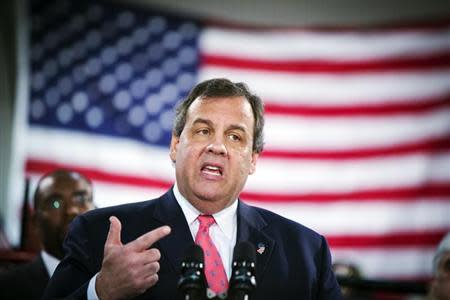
top-left (428, 232), bottom-right (450, 300)
top-left (0, 169), bottom-right (95, 299)
top-left (44, 78), bottom-right (342, 299)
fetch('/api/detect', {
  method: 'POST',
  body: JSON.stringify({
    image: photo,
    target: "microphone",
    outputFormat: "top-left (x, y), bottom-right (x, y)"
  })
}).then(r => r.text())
top-left (228, 242), bottom-right (257, 300)
top-left (178, 244), bottom-right (207, 300)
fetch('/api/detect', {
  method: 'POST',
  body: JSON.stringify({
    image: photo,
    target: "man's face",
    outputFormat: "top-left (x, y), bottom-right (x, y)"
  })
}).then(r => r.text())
top-left (170, 96), bottom-right (259, 214)
top-left (35, 174), bottom-right (94, 259)
top-left (431, 252), bottom-right (450, 300)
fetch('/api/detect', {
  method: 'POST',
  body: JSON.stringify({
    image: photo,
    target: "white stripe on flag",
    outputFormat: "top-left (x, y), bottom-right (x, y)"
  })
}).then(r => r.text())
top-left (199, 68), bottom-right (450, 104)
top-left (247, 201), bottom-right (450, 235)
top-left (332, 248), bottom-right (434, 279)
top-left (201, 28), bottom-right (450, 60)
top-left (265, 108), bottom-right (450, 150)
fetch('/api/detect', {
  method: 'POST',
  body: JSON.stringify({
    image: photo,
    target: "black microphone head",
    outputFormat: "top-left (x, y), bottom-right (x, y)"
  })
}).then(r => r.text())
top-left (184, 244), bottom-right (204, 264)
top-left (178, 244), bottom-right (206, 297)
top-left (233, 241), bottom-right (256, 263)
top-left (229, 241), bottom-right (257, 297)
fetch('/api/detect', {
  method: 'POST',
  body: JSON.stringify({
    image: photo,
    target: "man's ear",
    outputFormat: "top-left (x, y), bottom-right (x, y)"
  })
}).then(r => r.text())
top-left (169, 134), bottom-right (180, 163)
top-left (248, 152), bottom-right (259, 175)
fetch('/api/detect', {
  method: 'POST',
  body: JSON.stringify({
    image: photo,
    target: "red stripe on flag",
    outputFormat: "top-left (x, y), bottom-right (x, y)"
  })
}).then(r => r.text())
top-left (262, 136), bottom-right (450, 160)
top-left (25, 159), bottom-right (172, 190)
top-left (241, 184), bottom-right (450, 203)
top-left (25, 161), bottom-right (449, 250)
top-left (264, 94), bottom-right (450, 117)
top-left (327, 229), bottom-right (448, 249)
top-left (201, 52), bottom-right (450, 73)
top-left (26, 159), bottom-right (450, 203)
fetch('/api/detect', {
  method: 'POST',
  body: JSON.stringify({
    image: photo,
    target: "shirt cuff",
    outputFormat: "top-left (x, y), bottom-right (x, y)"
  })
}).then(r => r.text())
top-left (87, 273), bottom-right (100, 300)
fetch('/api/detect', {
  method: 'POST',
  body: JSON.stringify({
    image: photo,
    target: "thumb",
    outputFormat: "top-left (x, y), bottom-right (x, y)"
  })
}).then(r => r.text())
top-left (105, 216), bottom-right (122, 248)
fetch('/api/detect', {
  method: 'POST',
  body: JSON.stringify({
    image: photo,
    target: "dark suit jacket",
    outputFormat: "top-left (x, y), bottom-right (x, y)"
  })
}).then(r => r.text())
top-left (0, 253), bottom-right (50, 299)
top-left (44, 189), bottom-right (341, 299)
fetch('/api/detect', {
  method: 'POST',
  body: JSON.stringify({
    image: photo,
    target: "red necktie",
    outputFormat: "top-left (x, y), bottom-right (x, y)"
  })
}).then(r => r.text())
top-left (195, 215), bottom-right (229, 295)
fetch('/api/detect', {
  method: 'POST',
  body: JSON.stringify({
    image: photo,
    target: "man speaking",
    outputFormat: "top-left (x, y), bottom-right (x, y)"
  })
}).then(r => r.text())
top-left (44, 78), bottom-right (342, 299)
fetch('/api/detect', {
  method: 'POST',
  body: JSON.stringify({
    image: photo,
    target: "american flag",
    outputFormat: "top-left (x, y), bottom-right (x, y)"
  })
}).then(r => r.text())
top-left (11, 0), bottom-right (450, 280)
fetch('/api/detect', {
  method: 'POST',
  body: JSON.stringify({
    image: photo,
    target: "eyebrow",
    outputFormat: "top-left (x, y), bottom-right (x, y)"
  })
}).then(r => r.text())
top-left (73, 190), bottom-right (89, 196)
top-left (227, 124), bottom-right (247, 133)
top-left (43, 192), bottom-right (62, 201)
top-left (192, 118), bottom-right (248, 133)
top-left (42, 190), bottom-right (90, 201)
top-left (192, 118), bottom-right (213, 127)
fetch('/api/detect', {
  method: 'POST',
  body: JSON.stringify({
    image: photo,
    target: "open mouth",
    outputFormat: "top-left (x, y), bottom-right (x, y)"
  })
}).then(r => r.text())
top-left (201, 164), bottom-right (223, 177)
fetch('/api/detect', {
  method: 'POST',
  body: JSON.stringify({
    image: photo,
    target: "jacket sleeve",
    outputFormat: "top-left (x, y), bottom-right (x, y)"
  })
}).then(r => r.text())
top-left (317, 235), bottom-right (343, 300)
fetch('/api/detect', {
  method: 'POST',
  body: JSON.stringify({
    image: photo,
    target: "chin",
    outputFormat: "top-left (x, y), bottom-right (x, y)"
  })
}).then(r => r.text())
top-left (196, 191), bottom-right (221, 202)
top-left (194, 186), bottom-right (226, 202)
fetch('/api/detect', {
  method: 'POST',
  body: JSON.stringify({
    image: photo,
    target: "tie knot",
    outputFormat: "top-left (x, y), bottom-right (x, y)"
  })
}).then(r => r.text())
top-left (197, 215), bottom-right (215, 228)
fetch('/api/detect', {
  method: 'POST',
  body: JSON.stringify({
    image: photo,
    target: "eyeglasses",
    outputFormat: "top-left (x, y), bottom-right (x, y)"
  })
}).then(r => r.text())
top-left (39, 193), bottom-right (92, 212)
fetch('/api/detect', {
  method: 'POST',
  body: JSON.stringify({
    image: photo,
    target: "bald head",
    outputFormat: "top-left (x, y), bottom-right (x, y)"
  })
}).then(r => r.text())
top-left (34, 170), bottom-right (92, 210)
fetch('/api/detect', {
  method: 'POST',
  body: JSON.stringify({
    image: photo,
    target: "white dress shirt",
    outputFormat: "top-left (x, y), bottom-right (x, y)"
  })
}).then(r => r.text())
top-left (173, 183), bottom-right (238, 279)
top-left (41, 250), bottom-right (60, 277)
top-left (87, 185), bottom-right (238, 299)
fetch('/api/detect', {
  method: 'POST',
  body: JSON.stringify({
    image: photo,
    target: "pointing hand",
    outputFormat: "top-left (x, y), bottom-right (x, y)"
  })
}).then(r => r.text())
top-left (96, 216), bottom-right (171, 300)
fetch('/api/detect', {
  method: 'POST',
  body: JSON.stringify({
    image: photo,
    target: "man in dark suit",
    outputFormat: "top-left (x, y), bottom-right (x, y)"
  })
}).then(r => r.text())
top-left (44, 78), bottom-right (342, 300)
top-left (0, 253), bottom-right (49, 299)
top-left (0, 169), bottom-right (95, 299)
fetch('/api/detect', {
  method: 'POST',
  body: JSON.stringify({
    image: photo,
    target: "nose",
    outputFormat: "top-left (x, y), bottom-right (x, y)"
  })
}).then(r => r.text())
top-left (206, 136), bottom-right (227, 156)
top-left (66, 205), bottom-right (81, 217)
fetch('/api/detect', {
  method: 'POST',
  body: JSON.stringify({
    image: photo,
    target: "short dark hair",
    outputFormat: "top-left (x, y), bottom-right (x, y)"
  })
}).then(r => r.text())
top-left (173, 78), bottom-right (265, 153)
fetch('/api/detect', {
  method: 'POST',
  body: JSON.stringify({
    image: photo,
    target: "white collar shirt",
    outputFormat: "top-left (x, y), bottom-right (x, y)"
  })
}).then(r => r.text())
top-left (173, 183), bottom-right (238, 279)
top-left (41, 250), bottom-right (60, 277)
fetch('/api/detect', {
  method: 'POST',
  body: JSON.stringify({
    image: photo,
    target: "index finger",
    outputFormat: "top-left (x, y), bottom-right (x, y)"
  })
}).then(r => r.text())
top-left (127, 225), bottom-right (171, 252)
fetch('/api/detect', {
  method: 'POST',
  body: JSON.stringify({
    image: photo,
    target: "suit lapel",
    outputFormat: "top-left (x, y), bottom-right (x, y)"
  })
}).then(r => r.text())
top-left (27, 254), bottom-right (51, 295)
top-left (152, 189), bottom-right (195, 271)
top-left (34, 254), bottom-right (51, 281)
top-left (236, 201), bottom-right (275, 284)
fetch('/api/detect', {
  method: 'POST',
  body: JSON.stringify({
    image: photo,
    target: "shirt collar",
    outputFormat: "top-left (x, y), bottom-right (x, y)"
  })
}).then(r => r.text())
top-left (40, 250), bottom-right (60, 277)
top-left (173, 183), bottom-right (238, 240)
